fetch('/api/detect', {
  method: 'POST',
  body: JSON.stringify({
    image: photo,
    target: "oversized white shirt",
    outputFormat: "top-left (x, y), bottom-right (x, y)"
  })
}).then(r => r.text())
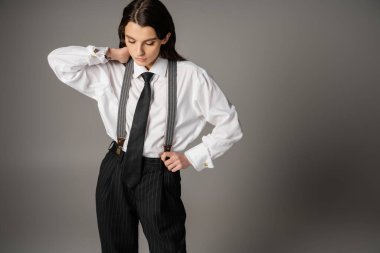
top-left (47, 45), bottom-right (243, 171)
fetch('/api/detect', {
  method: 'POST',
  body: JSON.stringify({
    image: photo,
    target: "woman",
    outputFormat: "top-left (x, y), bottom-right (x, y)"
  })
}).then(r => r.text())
top-left (48, 0), bottom-right (242, 252)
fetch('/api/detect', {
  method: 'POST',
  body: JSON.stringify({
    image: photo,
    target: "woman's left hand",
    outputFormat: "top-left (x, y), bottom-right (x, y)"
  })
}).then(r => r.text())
top-left (160, 152), bottom-right (191, 172)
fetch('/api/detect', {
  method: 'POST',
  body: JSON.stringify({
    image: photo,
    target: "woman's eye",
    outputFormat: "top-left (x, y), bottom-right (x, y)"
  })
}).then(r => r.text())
top-left (146, 41), bottom-right (155, 46)
top-left (127, 40), bottom-right (135, 44)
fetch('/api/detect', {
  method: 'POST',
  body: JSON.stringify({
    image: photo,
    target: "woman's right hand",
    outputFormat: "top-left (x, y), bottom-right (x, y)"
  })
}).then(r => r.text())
top-left (106, 47), bottom-right (130, 63)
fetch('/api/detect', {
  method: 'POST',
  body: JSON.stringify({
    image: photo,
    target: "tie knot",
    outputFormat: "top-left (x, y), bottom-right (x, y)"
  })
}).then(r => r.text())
top-left (141, 72), bottom-right (154, 83)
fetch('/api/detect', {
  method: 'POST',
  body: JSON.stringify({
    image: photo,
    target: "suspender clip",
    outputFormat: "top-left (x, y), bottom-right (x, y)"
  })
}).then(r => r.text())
top-left (163, 145), bottom-right (172, 161)
top-left (163, 145), bottom-right (172, 152)
top-left (116, 137), bottom-right (125, 155)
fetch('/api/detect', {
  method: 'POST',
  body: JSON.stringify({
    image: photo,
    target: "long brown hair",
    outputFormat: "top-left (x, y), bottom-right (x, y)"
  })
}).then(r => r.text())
top-left (118, 0), bottom-right (185, 61)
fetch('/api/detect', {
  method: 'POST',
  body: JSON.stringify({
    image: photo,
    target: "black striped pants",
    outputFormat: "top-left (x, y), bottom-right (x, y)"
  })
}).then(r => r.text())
top-left (95, 141), bottom-right (187, 253)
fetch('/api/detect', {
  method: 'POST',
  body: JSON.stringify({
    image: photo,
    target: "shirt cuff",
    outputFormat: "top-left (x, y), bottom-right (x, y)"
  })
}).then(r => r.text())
top-left (86, 45), bottom-right (109, 65)
top-left (184, 143), bottom-right (215, 171)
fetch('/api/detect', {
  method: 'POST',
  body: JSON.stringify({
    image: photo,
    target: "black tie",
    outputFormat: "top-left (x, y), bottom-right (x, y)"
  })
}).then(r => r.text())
top-left (123, 72), bottom-right (154, 188)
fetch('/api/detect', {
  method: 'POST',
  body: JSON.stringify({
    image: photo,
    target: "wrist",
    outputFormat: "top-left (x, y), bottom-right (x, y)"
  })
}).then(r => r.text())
top-left (105, 47), bottom-right (113, 61)
top-left (106, 47), bottom-right (130, 63)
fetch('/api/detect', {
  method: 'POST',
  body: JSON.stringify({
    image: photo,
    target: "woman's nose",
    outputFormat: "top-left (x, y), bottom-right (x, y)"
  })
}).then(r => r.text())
top-left (136, 44), bottom-right (144, 56)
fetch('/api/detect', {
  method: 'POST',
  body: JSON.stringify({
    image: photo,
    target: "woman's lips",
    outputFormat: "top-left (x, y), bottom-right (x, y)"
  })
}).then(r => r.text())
top-left (136, 57), bottom-right (146, 61)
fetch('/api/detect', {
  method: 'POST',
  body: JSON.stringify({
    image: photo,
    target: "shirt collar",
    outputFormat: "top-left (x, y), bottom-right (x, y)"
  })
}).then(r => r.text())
top-left (133, 57), bottom-right (168, 79)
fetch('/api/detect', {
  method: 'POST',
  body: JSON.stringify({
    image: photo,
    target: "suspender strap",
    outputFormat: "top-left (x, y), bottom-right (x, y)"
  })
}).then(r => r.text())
top-left (116, 59), bottom-right (177, 154)
top-left (164, 60), bottom-right (177, 152)
top-left (116, 58), bottom-right (134, 152)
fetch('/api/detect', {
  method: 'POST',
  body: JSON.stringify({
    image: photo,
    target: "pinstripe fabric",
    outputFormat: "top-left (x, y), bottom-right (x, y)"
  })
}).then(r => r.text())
top-left (96, 141), bottom-right (187, 253)
top-left (96, 146), bottom-right (139, 252)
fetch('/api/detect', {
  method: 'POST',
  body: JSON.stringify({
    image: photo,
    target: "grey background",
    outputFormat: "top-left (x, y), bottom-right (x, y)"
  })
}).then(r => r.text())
top-left (0, 0), bottom-right (379, 252)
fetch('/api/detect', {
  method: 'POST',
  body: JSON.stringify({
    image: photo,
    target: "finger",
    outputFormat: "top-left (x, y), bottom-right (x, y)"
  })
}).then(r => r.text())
top-left (163, 153), bottom-right (176, 167)
top-left (161, 152), bottom-right (172, 162)
top-left (171, 166), bottom-right (180, 172)
top-left (171, 163), bottom-right (183, 172)
top-left (160, 152), bottom-right (167, 161)
top-left (165, 151), bottom-right (173, 160)
top-left (166, 160), bottom-right (179, 171)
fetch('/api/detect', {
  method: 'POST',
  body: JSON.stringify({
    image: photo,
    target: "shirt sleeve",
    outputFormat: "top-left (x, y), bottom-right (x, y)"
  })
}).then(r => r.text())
top-left (47, 45), bottom-right (110, 101)
top-left (184, 68), bottom-right (243, 171)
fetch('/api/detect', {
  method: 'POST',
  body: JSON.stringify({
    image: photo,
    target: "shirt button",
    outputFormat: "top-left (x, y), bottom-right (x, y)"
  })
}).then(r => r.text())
top-left (203, 162), bottom-right (208, 168)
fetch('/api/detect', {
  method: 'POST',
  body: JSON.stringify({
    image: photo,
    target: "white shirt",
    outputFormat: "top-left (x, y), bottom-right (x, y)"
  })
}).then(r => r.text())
top-left (47, 45), bottom-right (243, 171)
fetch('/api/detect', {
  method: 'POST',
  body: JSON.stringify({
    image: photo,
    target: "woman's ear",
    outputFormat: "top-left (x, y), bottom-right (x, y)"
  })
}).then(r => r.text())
top-left (161, 32), bottom-right (171, 45)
